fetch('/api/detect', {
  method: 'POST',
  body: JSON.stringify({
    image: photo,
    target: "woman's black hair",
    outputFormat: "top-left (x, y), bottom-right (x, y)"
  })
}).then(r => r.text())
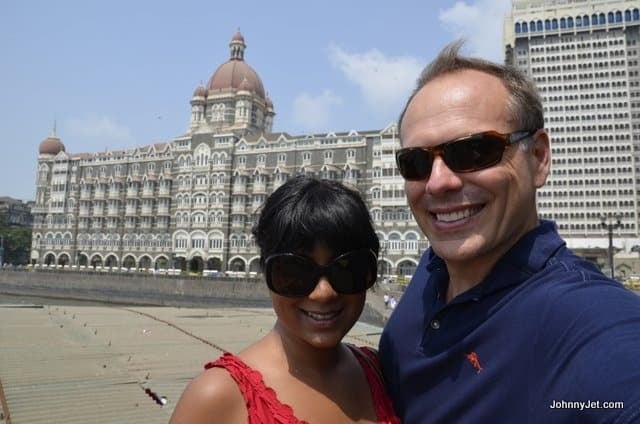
top-left (252, 174), bottom-right (380, 269)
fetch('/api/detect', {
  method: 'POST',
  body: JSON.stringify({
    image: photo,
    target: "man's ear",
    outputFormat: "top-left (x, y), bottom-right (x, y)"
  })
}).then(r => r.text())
top-left (530, 129), bottom-right (551, 188)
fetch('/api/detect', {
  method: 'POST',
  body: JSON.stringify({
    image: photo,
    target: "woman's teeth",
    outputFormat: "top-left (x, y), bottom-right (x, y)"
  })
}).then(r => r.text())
top-left (304, 311), bottom-right (339, 320)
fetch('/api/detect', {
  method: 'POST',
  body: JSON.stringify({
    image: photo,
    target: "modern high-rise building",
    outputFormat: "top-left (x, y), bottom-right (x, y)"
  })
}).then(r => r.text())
top-left (504, 0), bottom-right (640, 253)
top-left (31, 31), bottom-right (424, 277)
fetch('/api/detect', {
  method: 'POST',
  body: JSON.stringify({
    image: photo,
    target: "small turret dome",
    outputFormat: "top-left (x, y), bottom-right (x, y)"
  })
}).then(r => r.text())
top-left (192, 85), bottom-right (207, 98)
top-left (231, 30), bottom-right (244, 42)
top-left (39, 124), bottom-right (65, 155)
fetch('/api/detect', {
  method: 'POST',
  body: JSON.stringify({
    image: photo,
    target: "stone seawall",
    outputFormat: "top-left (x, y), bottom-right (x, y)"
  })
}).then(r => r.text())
top-left (0, 270), bottom-right (387, 326)
top-left (0, 269), bottom-right (271, 307)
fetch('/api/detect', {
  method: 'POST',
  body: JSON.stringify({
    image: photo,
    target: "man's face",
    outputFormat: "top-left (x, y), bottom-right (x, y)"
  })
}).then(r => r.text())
top-left (400, 69), bottom-right (549, 273)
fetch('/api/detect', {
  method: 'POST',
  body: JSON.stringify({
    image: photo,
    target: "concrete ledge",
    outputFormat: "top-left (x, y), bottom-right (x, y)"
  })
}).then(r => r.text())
top-left (0, 270), bottom-right (387, 327)
top-left (0, 269), bottom-right (270, 307)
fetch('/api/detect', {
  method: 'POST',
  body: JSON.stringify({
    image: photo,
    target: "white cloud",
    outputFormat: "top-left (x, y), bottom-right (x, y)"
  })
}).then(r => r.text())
top-left (65, 114), bottom-right (136, 148)
top-left (292, 90), bottom-right (343, 132)
top-left (328, 45), bottom-right (423, 118)
top-left (439, 0), bottom-right (511, 62)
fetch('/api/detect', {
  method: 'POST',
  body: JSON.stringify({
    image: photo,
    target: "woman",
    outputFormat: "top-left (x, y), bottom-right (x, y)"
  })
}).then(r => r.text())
top-left (170, 175), bottom-right (399, 423)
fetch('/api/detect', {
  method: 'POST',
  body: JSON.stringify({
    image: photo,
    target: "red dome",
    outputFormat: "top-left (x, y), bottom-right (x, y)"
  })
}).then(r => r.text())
top-left (206, 32), bottom-right (266, 100)
top-left (207, 59), bottom-right (265, 100)
top-left (238, 77), bottom-right (252, 91)
top-left (232, 30), bottom-right (244, 42)
top-left (39, 136), bottom-right (65, 155)
top-left (192, 85), bottom-right (207, 98)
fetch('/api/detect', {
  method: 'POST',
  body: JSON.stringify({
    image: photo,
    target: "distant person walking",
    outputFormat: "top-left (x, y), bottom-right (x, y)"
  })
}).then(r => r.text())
top-left (388, 296), bottom-right (397, 311)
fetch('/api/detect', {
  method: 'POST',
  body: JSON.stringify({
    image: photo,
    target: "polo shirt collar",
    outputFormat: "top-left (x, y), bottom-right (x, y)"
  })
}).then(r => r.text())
top-left (425, 220), bottom-right (566, 301)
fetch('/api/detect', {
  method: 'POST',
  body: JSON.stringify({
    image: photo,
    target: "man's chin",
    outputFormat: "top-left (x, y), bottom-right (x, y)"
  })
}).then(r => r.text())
top-left (430, 238), bottom-right (485, 263)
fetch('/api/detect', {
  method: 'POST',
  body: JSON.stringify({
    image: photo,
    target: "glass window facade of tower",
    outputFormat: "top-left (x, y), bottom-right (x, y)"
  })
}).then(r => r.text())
top-left (505, 0), bottom-right (640, 243)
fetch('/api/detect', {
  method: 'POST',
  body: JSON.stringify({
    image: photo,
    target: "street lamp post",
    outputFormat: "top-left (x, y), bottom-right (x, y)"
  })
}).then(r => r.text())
top-left (601, 213), bottom-right (622, 280)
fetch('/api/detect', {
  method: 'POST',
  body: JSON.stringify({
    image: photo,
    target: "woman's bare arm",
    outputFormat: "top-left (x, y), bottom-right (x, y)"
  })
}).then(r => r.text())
top-left (169, 367), bottom-right (246, 424)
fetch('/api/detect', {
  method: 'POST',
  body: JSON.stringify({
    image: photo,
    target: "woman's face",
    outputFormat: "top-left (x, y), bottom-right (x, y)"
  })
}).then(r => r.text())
top-left (270, 244), bottom-right (366, 350)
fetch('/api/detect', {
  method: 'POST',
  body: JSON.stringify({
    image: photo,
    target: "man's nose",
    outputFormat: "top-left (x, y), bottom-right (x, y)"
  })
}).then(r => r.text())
top-left (424, 156), bottom-right (464, 196)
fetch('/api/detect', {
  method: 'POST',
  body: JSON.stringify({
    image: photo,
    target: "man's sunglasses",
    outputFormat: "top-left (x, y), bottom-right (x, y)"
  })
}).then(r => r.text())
top-left (264, 248), bottom-right (378, 297)
top-left (395, 129), bottom-right (537, 181)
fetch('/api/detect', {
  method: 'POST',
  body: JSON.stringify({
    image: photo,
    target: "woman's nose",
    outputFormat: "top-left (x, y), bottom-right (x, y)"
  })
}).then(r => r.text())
top-left (308, 276), bottom-right (338, 299)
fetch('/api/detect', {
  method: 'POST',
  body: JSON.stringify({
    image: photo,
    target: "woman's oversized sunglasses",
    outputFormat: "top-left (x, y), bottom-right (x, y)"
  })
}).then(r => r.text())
top-left (264, 248), bottom-right (378, 297)
top-left (395, 129), bottom-right (538, 181)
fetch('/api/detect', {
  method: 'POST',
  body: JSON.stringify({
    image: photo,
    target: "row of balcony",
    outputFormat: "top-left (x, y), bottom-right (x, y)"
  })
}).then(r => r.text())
top-left (79, 187), bottom-right (172, 200)
top-left (177, 182), bottom-right (228, 190)
top-left (77, 223), bottom-right (170, 231)
top-left (78, 207), bottom-right (172, 217)
top-left (74, 246), bottom-right (171, 252)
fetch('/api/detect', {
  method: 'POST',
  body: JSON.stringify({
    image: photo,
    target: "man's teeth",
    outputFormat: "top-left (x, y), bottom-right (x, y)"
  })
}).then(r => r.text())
top-left (305, 311), bottom-right (339, 320)
top-left (436, 207), bottom-right (479, 222)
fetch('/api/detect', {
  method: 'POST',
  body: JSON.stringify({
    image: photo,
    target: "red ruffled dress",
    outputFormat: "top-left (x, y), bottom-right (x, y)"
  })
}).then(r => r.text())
top-left (205, 345), bottom-right (400, 423)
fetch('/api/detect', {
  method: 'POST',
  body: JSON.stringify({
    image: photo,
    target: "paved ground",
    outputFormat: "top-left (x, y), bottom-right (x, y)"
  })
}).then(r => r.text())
top-left (0, 291), bottom-right (394, 424)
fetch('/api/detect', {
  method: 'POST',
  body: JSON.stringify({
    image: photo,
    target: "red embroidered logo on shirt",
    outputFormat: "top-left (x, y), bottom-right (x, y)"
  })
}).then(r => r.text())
top-left (466, 352), bottom-right (483, 374)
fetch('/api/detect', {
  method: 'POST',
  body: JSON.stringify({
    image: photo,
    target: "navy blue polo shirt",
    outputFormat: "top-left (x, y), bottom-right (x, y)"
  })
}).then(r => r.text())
top-left (379, 220), bottom-right (640, 423)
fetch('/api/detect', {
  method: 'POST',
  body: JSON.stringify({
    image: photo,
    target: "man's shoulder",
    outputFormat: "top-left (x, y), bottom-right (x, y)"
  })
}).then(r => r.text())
top-left (528, 260), bottom-right (640, 348)
top-left (530, 256), bottom-right (638, 310)
top-left (530, 266), bottom-right (640, 423)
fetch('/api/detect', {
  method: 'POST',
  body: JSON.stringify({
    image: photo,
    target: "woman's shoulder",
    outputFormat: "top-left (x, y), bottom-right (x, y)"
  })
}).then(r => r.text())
top-left (346, 344), bottom-right (379, 364)
top-left (170, 357), bottom-right (247, 423)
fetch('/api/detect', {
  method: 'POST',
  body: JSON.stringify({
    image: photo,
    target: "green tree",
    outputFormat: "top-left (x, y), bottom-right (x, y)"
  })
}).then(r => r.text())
top-left (0, 212), bottom-right (32, 265)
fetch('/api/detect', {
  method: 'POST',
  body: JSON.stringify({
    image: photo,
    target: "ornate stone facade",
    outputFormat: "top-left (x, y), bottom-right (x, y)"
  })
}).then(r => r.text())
top-left (31, 32), bottom-right (426, 278)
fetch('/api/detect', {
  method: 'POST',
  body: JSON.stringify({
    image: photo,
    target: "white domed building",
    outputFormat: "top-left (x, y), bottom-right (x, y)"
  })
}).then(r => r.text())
top-left (30, 31), bottom-right (425, 281)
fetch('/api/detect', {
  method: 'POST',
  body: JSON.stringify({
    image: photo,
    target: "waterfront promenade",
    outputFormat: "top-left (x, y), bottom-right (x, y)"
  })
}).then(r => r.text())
top-left (0, 295), bottom-right (390, 424)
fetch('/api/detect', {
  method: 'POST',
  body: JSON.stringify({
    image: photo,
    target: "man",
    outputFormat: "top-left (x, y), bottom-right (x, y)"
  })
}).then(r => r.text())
top-left (378, 41), bottom-right (640, 423)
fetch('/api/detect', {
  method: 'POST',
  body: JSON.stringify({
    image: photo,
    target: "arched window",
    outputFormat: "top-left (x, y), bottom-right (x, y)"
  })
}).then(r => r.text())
top-left (560, 17), bottom-right (566, 28)
top-left (405, 233), bottom-right (419, 251)
top-left (522, 22), bottom-right (528, 32)
top-left (515, 22), bottom-right (521, 33)
top-left (536, 20), bottom-right (543, 31)
top-left (615, 11), bottom-right (622, 22)
top-left (545, 19), bottom-right (551, 30)
top-left (608, 12), bottom-right (614, 23)
top-left (552, 18), bottom-right (558, 29)
top-left (398, 261), bottom-right (417, 277)
top-left (583, 15), bottom-right (589, 26)
top-left (567, 17), bottom-right (573, 28)
top-left (388, 233), bottom-right (402, 251)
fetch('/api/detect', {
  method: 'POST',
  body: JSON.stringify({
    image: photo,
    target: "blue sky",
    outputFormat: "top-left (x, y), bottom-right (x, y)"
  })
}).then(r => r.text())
top-left (1, 0), bottom-right (511, 201)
